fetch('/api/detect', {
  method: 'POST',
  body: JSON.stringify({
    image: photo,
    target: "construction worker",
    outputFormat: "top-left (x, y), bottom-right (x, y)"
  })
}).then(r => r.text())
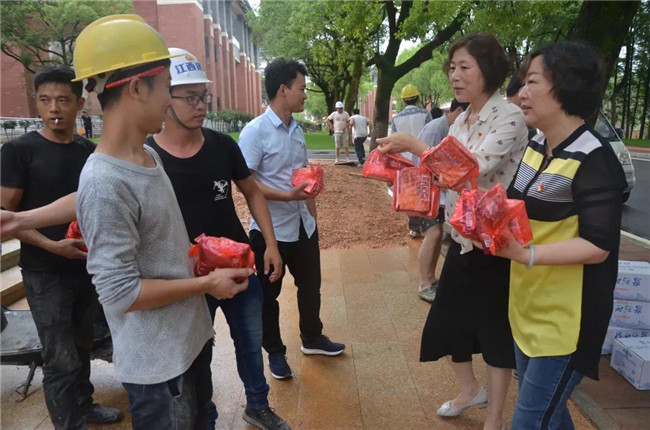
top-left (72, 15), bottom-right (251, 428)
top-left (146, 47), bottom-right (290, 430)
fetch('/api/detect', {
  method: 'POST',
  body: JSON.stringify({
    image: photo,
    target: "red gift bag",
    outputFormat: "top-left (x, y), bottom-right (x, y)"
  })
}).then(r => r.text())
top-left (292, 164), bottom-right (324, 197)
top-left (420, 135), bottom-right (479, 191)
top-left (64, 220), bottom-right (88, 252)
top-left (188, 234), bottom-right (255, 277)
top-left (392, 167), bottom-right (441, 218)
top-left (449, 189), bottom-right (484, 241)
top-left (506, 200), bottom-right (533, 246)
top-left (362, 149), bottom-right (414, 183)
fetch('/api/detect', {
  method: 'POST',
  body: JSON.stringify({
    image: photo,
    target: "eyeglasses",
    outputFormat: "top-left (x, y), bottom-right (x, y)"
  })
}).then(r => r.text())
top-left (171, 93), bottom-right (213, 106)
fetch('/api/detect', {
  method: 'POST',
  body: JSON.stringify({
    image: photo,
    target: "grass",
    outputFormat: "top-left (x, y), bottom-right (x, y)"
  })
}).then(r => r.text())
top-left (228, 131), bottom-right (335, 150)
top-left (90, 132), bottom-right (336, 151)
top-left (623, 139), bottom-right (650, 148)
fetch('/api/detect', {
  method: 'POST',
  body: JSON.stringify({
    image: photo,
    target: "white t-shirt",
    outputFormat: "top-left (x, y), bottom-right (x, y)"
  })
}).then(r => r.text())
top-left (328, 111), bottom-right (350, 133)
top-left (350, 114), bottom-right (369, 138)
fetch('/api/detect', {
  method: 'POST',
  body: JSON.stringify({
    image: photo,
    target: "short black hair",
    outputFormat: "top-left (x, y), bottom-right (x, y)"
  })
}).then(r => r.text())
top-left (430, 106), bottom-right (443, 119)
top-left (33, 66), bottom-right (82, 99)
top-left (264, 59), bottom-right (308, 101)
top-left (444, 33), bottom-right (509, 95)
top-left (97, 59), bottom-right (170, 110)
top-left (519, 41), bottom-right (605, 119)
top-left (403, 96), bottom-right (418, 106)
top-left (450, 99), bottom-right (469, 112)
top-left (353, 108), bottom-right (360, 115)
top-left (506, 73), bottom-right (522, 97)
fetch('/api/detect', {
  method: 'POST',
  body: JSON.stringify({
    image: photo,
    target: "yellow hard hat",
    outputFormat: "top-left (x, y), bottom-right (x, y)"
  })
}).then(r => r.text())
top-left (72, 14), bottom-right (174, 82)
top-left (401, 84), bottom-right (419, 99)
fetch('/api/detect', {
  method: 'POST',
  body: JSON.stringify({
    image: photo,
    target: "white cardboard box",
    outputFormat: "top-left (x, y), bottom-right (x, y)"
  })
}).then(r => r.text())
top-left (610, 337), bottom-right (650, 390)
top-left (601, 326), bottom-right (650, 354)
top-left (615, 263), bottom-right (650, 301)
top-left (611, 299), bottom-right (650, 330)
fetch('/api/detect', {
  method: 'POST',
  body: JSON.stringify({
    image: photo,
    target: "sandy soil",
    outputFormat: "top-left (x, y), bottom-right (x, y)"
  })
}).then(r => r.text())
top-left (233, 162), bottom-right (420, 250)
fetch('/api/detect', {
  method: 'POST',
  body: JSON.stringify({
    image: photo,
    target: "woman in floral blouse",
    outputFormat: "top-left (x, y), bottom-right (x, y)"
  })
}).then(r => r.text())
top-left (378, 33), bottom-right (528, 430)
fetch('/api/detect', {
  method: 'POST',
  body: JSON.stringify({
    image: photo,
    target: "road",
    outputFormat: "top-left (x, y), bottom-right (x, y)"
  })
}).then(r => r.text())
top-left (622, 158), bottom-right (650, 240)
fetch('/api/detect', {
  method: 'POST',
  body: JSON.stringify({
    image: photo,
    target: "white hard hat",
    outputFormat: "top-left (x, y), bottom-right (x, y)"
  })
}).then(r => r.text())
top-left (169, 47), bottom-right (211, 86)
top-left (335, 101), bottom-right (344, 108)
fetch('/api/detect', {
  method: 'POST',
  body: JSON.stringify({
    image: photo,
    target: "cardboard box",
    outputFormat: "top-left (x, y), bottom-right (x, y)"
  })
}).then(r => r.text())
top-left (601, 326), bottom-right (650, 354)
top-left (610, 337), bottom-right (650, 390)
top-left (611, 300), bottom-right (650, 329)
top-left (619, 260), bottom-right (650, 268)
top-left (615, 263), bottom-right (650, 301)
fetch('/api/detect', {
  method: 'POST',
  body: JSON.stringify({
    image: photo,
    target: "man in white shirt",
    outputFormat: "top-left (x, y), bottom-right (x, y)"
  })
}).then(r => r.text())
top-left (239, 59), bottom-right (345, 382)
top-left (349, 109), bottom-right (371, 164)
top-left (327, 101), bottom-right (351, 163)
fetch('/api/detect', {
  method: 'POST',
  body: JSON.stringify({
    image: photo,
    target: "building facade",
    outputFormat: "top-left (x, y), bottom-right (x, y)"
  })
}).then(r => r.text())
top-left (1, 0), bottom-right (263, 118)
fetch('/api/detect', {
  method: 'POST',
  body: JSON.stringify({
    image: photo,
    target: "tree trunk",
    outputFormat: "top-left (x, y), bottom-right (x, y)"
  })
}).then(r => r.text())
top-left (610, 60), bottom-right (619, 126)
top-left (630, 77), bottom-right (642, 138)
top-left (568, 0), bottom-right (640, 84)
top-left (640, 58), bottom-right (650, 139)
top-left (621, 38), bottom-right (633, 135)
top-left (344, 51), bottom-right (363, 113)
top-left (369, 68), bottom-right (397, 150)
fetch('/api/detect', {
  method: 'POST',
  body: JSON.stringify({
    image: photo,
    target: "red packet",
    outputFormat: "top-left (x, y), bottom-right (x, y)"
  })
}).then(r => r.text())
top-left (393, 167), bottom-right (435, 215)
top-left (362, 149), bottom-right (414, 183)
top-left (475, 184), bottom-right (509, 253)
top-left (420, 135), bottom-right (479, 191)
top-left (449, 189), bottom-right (484, 241)
top-left (506, 200), bottom-right (533, 246)
top-left (292, 164), bottom-right (324, 197)
top-left (64, 220), bottom-right (88, 252)
top-left (188, 234), bottom-right (255, 277)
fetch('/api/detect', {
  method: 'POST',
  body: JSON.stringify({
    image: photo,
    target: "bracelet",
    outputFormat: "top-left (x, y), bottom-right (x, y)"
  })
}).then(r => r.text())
top-left (525, 245), bottom-right (535, 268)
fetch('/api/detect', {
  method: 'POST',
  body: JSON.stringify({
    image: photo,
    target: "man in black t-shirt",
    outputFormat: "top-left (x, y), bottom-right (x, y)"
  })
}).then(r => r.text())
top-left (0, 67), bottom-right (123, 428)
top-left (147, 48), bottom-right (289, 430)
top-left (81, 110), bottom-right (93, 138)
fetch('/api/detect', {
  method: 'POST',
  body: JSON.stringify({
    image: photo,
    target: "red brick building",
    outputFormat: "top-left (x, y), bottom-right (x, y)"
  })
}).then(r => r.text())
top-left (1, 0), bottom-right (263, 118)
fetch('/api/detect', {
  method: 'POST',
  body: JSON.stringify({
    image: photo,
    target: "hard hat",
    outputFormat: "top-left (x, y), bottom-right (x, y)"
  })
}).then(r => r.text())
top-left (169, 48), bottom-right (211, 86)
top-left (335, 101), bottom-right (344, 108)
top-left (401, 84), bottom-right (419, 99)
top-left (72, 14), bottom-right (175, 82)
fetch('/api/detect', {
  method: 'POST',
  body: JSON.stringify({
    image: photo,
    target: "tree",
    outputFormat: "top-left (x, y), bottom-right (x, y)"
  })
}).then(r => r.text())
top-left (393, 48), bottom-right (453, 111)
top-left (1, 0), bottom-right (132, 74)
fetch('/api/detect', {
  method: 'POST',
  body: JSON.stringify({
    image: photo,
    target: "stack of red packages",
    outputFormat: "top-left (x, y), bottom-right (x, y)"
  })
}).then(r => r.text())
top-left (392, 167), bottom-right (441, 218)
top-left (419, 135), bottom-right (479, 191)
top-left (362, 149), bottom-right (414, 183)
top-left (188, 234), bottom-right (255, 277)
top-left (291, 163), bottom-right (324, 197)
top-left (64, 220), bottom-right (88, 252)
top-left (449, 184), bottom-right (533, 254)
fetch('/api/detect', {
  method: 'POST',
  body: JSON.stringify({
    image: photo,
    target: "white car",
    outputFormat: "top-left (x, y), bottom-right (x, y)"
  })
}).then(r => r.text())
top-left (594, 112), bottom-right (636, 202)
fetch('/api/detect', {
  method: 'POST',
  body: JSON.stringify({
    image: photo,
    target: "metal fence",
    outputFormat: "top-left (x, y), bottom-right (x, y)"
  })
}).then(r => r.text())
top-left (0, 116), bottom-right (247, 142)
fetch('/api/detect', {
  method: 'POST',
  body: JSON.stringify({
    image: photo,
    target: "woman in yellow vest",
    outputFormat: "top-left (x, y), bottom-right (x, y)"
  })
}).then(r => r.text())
top-left (500, 41), bottom-right (627, 429)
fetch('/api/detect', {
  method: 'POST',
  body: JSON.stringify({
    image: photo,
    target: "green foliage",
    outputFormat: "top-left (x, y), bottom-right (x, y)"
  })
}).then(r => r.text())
top-left (213, 110), bottom-right (254, 123)
top-left (2, 120), bottom-right (17, 138)
top-left (304, 84), bottom-right (328, 120)
top-left (17, 119), bottom-right (32, 132)
top-left (393, 47), bottom-right (453, 110)
top-left (1, 0), bottom-right (132, 73)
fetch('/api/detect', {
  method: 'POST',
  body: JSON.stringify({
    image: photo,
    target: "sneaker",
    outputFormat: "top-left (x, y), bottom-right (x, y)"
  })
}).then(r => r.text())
top-left (418, 281), bottom-right (439, 303)
top-left (243, 407), bottom-right (291, 430)
top-left (85, 403), bottom-right (124, 423)
top-left (301, 335), bottom-right (345, 356)
top-left (334, 158), bottom-right (340, 164)
top-left (268, 353), bottom-right (292, 379)
top-left (408, 229), bottom-right (420, 238)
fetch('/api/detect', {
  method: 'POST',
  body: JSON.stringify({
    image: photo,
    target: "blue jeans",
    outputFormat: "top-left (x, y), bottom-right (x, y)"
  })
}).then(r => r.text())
top-left (512, 342), bottom-right (583, 429)
top-left (206, 274), bottom-right (269, 410)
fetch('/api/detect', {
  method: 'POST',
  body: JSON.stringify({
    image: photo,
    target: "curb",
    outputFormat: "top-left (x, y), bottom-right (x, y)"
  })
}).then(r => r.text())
top-left (621, 230), bottom-right (650, 249)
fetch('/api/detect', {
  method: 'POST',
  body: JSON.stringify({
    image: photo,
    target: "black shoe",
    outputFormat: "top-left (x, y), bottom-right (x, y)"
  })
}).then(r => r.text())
top-left (301, 335), bottom-right (345, 356)
top-left (268, 353), bottom-right (292, 380)
top-left (243, 407), bottom-right (291, 430)
top-left (85, 403), bottom-right (124, 423)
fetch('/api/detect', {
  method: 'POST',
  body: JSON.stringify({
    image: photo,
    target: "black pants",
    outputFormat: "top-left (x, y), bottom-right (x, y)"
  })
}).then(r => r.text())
top-left (249, 224), bottom-right (323, 355)
top-left (84, 126), bottom-right (92, 139)
top-left (22, 270), bottom-right (98, 430)
top-left (123, 341), bottom-right (213, 430)
top-left (353, 136), bottom-right (367, 163)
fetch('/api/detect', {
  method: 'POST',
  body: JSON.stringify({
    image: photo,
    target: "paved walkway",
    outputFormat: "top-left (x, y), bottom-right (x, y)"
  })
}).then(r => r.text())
top-left (7, 239), bottom-right (648, 429)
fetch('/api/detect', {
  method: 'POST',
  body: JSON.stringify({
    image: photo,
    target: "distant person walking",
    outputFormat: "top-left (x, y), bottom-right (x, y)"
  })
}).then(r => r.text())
top-left (328, 101), bottom-right (351, 163)
top-left (349, 108), bottom-right (371, 164)
top-left (81, 111), bottom-right (93, 138)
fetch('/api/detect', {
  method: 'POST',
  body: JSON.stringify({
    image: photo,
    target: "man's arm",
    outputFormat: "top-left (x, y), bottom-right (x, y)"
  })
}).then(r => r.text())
top-left (251, 172), bottom-right (311, 202)
top-left (234, 176), bottom-right (282, 281)
top-left (1, 187), bottom-right (85, 258)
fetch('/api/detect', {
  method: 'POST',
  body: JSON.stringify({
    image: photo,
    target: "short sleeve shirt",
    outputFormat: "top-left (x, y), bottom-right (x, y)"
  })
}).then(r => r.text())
top-left (350, 114), bottom-right (369, 138)
top-left (328, 111), bottom-right (350, 134)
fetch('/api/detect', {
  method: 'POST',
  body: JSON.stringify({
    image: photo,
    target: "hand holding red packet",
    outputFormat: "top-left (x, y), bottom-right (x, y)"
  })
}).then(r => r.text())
top-left (291, 163), bottom-right (324, 197)
top-left (420, 135), bottom-right (479, 191)
top-left (362, 149), bottom-right (414, 183)
top-left (188, 234), bottom-right (255, 277)
top-left (64, 220), bottom-right (88, 252)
